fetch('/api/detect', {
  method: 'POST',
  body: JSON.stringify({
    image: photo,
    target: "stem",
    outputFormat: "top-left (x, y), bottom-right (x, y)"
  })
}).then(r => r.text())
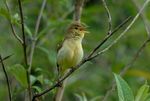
top-left (132, 0), bottom-right (150, 37)
top-left (28, 0), bottom-right (47, 72)
top-left (4, 0), bottom-right (23, 44)
top-left (17, 0), bottom-right (31, 101)
top-left (0, 55), bottom-right (12, 101)
top-left (0, 54), bottom-right (14, 63)
top-left (102, 0), bottom-right (112, 34)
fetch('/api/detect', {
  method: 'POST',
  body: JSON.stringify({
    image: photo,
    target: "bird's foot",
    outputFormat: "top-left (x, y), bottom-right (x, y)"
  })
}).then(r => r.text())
top-left (56, 80), bottom-right (63, 87)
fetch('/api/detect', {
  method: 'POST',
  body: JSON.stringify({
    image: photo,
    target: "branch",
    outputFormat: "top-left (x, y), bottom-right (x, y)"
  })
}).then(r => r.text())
top-left (74, 0), bottom-right (85, 22)
top-left (18, 0), bottom-right (28, 66)
top-left (102, 0), bottom-right (112, 34)
top-left (87, 16), bottom-right (132, 59)
top-left (34, 0), bottom-right (47, 37)
top-left (120, 39), bottom-right (150, 76)
top-left (0, 54), bottom-right (13, 63)
top-left (0, 55), bottom-right (12, 101)
top-left (29, 0), bottom-right (47, 72)
top-left (132, 0), bottom-right (150, 37)
top-left (17, 0), bottom-right (31, 101)
top-left (32, 16), bottom-right (131, 101)
top-left (4, 0), bottom-right (23, 44)
top-left (28, 0), bottom-right (47, 99)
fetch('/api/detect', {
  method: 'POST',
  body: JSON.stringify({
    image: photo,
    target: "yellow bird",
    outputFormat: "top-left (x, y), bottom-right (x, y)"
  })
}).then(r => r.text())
top-left (57, 21), bottom-right (88, 77)
top-left (55, 21), bottom-right (88, 101)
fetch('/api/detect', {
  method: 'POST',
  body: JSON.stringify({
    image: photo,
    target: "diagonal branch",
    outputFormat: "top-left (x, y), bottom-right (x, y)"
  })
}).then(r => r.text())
top-left (0, 54), bottom-right (13, 63)
top-left (0, 55), bottom-right (12, 101)
top-left (120, 38), bottom-right (150, 76)
top-left (4, 0), bottom-right (23, 44)
top-left (87, 16), bottom-right (132, 59)
top-left (32, 16), bottom-right (131, 101)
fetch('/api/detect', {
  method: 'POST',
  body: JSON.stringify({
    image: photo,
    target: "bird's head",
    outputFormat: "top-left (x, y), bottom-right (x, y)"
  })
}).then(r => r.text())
top-left (66, 22), bottom-right (89, 39)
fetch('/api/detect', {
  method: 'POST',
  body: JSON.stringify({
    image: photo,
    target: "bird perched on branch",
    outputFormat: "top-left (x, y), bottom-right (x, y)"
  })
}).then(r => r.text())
top-left (55, 21), bottom-right (89, 101)
top-left (57, 21), bottom-right (88, 77)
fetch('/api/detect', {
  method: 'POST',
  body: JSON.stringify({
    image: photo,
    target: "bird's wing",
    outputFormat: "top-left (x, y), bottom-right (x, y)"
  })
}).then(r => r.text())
top-left (56, 39), bottom-right (64, 52)
top-left (56, 39), bottom-right (64, 78)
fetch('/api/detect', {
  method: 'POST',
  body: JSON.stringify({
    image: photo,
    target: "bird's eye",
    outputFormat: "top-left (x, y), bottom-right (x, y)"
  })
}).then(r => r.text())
top-left (75, 27), bottom-right (78, 29)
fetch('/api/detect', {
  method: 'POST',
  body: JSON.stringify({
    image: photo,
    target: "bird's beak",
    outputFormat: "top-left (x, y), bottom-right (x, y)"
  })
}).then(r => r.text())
top-left (83, 30), bottom-right (90, 34)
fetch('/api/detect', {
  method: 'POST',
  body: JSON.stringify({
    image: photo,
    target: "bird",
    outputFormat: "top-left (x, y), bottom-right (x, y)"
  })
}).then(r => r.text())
top-left (55, 21), bottom-right (88, 101)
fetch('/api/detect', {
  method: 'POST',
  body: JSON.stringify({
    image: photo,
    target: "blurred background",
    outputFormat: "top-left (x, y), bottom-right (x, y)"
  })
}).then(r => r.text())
top-left (0, 0), bottom-right (150, 101)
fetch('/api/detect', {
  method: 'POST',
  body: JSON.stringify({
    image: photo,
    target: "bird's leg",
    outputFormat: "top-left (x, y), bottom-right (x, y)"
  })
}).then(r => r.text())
top-left (56, 69), bottom-right (63, 87)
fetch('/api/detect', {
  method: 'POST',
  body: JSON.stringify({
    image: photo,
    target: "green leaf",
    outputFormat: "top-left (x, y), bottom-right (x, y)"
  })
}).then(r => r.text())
top-left (74, 93), bottom-right (88, 101)
top-left (9, 64), bottom-right (28, 88)
top-left (11, 13), bottom-right (20, 25)
top-left (30, 75), bottom-right (37, 85)
top-left (0, 7), bottom-right (10, 19)
top-left (37, 75), bottom-right (44, 84)
top-left (24, 24), bottom-right (32, 37)
top-left (114, 73), bottom-right (134, 101)
top-left (135, 83), bottom-right (150, 101)
top-left (90, 96), bottom-right (101, 101)
top-left (74, 93), bottom-right (83, 101)
top-left (145, 96), bottom-right (150, 101)
top-left (37, 46), bottom-right (56, 65)
top-left (32, 86), bottom-right (42, 93)
top-left (82, 93), bottom-right (88, 101)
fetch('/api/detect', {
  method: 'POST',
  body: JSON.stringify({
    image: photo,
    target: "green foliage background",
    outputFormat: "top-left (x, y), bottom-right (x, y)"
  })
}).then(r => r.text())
top-left (0, 0), bottom-right (150, 101)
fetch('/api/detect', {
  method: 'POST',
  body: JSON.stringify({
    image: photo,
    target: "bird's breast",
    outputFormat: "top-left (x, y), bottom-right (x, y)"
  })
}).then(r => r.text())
top-left (57, 39), bottom-right (83, 71)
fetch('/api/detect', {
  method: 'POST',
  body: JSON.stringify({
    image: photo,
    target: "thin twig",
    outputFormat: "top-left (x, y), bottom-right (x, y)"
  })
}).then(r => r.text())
top-left (28, 0), bottom-right (47, 99)
top-left (120, 39), bottom-right (150, 76)
top-left (4, 0), bottom-right (23, 44)
top-left (132, 0), bottom-right (150, 37)
top-left (87, 16), bottom-right (132, 59)
top-left (17, 0), bottom-right (31, 101)
top-left (102, 0), bottom-right (112, 34)
top-left (29, 0), bottom-right (47, 72)
top-left (32, 16), bottom-right (131, 101)
top-left (0, 54), bottom-right (14, 63)
top-left (34, 0), bottom-right (47, 37)
top-left (0, 55), bottom-right (12, 101)
top-left (74, 0), bottom-right (85, 22)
